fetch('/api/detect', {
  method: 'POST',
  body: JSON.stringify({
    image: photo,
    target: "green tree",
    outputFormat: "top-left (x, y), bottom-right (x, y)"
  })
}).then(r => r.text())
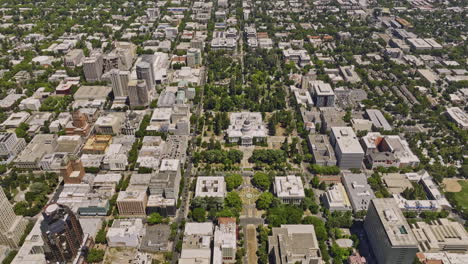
top-left (95, 223), bottom-right (107, 244)
top-left (302, 216), bottom-right (327, 241)
top-left (256, 192), bottom-right (274, 210)
top-left (225, 174), bottom-right (243, 191)
top-left (311, 175), bottom-right (320, 188)
top-left (192, 207), bottom-right (207, 222)
top-left (86, 249), bottom-right (105, 263)
top-left (225, 192), bottom-right (242, 210)
top-left (15, 122), bottom-right (29, 139)
top-left (147, 212), bottom-right (163, 225)
top-left (252, 172), bottom-right (271, 191)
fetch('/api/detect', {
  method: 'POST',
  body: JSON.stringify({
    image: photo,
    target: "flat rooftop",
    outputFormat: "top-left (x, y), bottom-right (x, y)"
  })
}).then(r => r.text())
top-left (371, 198), bottom-right (418, 247)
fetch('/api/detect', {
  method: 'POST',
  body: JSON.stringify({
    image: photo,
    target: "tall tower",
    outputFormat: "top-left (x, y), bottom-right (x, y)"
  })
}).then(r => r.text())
top-left (136, 61), bottom-right (155, 93)
top-left (110, 69), bottom-right (130, 98)
top-left (41, 203), bottom-right (84, 263)
top-left (61, 156), bottom-right (85, 184)
top-left (0, 187), bottom-right (28, 248)
top-left (128, 80), bottom-right (149, 108)
top-left (83, 52), bottom-right (103, 82)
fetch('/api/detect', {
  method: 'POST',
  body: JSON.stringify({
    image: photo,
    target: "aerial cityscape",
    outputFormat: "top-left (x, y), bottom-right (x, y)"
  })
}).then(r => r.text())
top-left (0, 0), bottom-right (466, 264)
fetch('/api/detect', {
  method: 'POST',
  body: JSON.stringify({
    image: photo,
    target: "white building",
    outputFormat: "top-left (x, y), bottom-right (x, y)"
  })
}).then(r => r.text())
top-left (322, 183), bottom-right (352, 211)
top-left (180, 223), bottom-right (213, 264)
top-left (1, 112), bottom-right (30, 129)
top-left (195, 177), bottom-right (226, 198)
top-left (226, 112), bottom-right (267, 146)
top-left (0, 132), bottom-right (26, 159)
top-left (213, 218), bottom-right (236, 264)
top-left (95, 113), bottom-right (124, 135)
top-left (273, 176), bottom-right (305, 205)
top-left (19, 97), bottom-right (41, 111)
top-left (283, 49), bottom-right (311, 67)
top-left (107, 219), bottom-right (145, 248)
top-left (330, 127), bottom-right (365, 169)
top-left (446, 107), bottom-right (468, 130)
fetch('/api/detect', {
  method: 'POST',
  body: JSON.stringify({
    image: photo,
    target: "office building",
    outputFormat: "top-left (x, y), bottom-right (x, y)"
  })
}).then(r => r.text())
top-left (320, 108), bottom-right (347, 133)
top-left (15, 134), bottom-right (57, 170)
top-left (360, 133), bottom-right (419, 168)
top-left (147, 160), bottom-right (181, 217)
top-left (195, 176), bottom-right (226, 199)
top-left (61, 157), bottom-right (85, 184)
top-left (364, 199), bottom-right (419, 264)
top-left (310, 80), bottom-right (335, 107)
top-left (11, 215), bottom-right (47, 264)
top-left (282, 49), bottom-right (311, 67)
top-left (117, 189), bottom-right (147, 216)
top-left (322, 183), bottom-right (352, 211)
top-left (330, 127), bottom-right (365, 169)
top-left (213, 218), bottom-right (236, 264)
top-left (186, 48), bottom-right (202, 67)
top-left (1, 112), bottom-right (30, 129)
top-left (273, 176), bottom-right (305, 205)
top-left (180, 223), bottom-right (213, 264)
top-left (95, 113), bottom-right (124, 135)
top-left (339, 66), bottom-right (361, 83)
top-left (0, 133), bottom-right (26, 159)
top-left (64, 49), bottom-right (84, 68)
top-left (341, 172), bottom-right (375, 212)
top-left (110, 69), bottom-right (130, 98)
top-left (0, 188), bottom-right (28, 248)
top-left (365, 109), bottom-right (392, 131)
top-left (83, 53), bottom-right (103, 82)
top-left (307, 134), bottom-right (337, 166)
top-left (136, 60), bottom-right (155, 93)
top-left (107, 219), bottom-right (145, 248)
top-left (417, 252), bottom-right (468, 264)
top-left (268, 225), bottom-right (322, 264)
top-left (40, 203), bottom-right (84, 263)
top-left (226, 112), bottom-right (267, 146)
top-left (115, 42), bottom-right (137, 70)
top-left (65, 110), bottom-right (91, 136)
top-left (410, 219), bottom-right (468, 253)
top-left (128, 80), bottom-right (150, 108)
top-left (446, 107), bottom-right (468, 130)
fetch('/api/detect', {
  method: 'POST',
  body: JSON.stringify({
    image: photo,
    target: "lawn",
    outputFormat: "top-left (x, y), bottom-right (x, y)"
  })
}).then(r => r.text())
top-left (453, 180), bottom-right (468, 209)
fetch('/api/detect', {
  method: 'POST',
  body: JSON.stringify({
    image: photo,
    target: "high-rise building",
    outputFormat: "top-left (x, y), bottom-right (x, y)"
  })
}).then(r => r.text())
top-left (103, 53), bottom-right (122, 72)
top-left (0, 132), bottom-right (26, 158)
top-left (83, 52), bottom-right (103, 82)
top-left (110, 69), bottom-right (130, 98)
top-left (364, 198), bottom-right (419, 264)
top-left (136, 60), bottom-right (155, 93)
top-left (40, 203), bottom-right (84, 263)
top-left (66, 110), bottom-right (91, 136)
top-left (310, 80), bottom-right (335, 107)
top-left (330, 127), bottom-right (365, 169)
top-left (0, 187), bottom-right (28, 248)
top-left (128, 80), bottom-right (149, 108)
top-left (115, 42), bottom-right (137, 70)
top-left (186, 48), bottom-right (202, 67)
top-left (61, 156), bottom-right (85, 184)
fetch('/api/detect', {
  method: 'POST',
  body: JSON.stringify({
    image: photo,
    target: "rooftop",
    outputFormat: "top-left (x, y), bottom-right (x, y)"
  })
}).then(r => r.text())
top-left (371, 198), bottom-right (418, 247)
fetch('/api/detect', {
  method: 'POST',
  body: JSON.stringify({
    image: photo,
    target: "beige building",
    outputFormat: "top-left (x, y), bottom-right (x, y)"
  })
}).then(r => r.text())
top-left (0, 188), bottom-right (28, 248)
top-left (117, 189), bottom-right (147, 216)
top-left (410, 219), bottom-right (468, 253)
top-left (268, 225), bottom-right (322, 264)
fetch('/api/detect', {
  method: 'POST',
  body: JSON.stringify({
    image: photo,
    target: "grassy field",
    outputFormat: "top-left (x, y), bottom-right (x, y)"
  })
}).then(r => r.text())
top-left (453, 180), bottom-right (468, 209)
